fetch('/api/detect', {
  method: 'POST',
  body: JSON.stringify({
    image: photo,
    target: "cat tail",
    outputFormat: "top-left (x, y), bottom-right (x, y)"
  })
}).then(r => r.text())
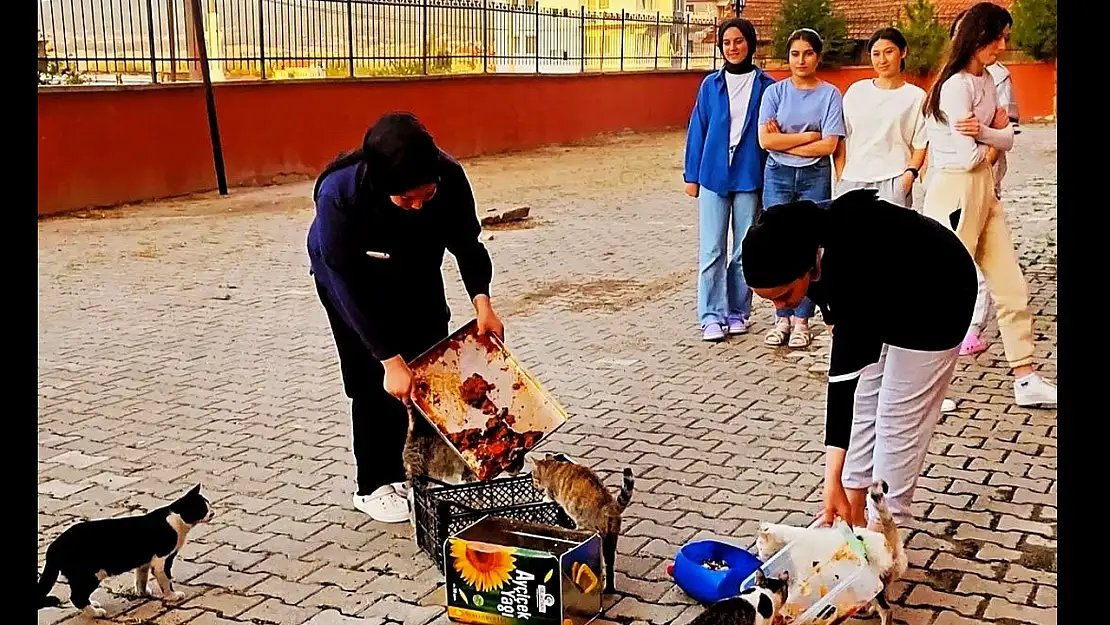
top-left (615, 468), bottom-right (634, 512)
top-left (868, 480), bottom-right (904, 562)
top-left (38, 551), bottom-right (62, 609)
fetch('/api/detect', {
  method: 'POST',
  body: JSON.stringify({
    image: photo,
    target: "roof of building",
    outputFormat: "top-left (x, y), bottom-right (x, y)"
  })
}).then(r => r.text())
top-left (737, 0), bottom-right (1014, 42)
top-left (932, 0), bottom-right (1012, 23)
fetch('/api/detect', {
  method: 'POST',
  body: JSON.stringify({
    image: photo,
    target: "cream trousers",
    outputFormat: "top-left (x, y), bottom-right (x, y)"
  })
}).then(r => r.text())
top-left (922, 163), bottom-right (1035, 369)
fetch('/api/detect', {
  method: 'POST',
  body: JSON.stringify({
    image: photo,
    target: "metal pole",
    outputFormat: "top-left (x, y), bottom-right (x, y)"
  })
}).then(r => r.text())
top-left (422, 0), bottom-right (429, 75)
top-left (482, 0), bottom-right (488, 72)
top-left (189, 0), bottom-right (228, 196)
top-left (535, 2), bottom-right (540, 74)
top-left (579, 6), bottom-right (585, 73)
top-left (683, 16), bottom-right (689, 70)
top-left (258, 0), bottom-right (265, 78)
top-left (347, 0), bottom-right (355, 77)
top-left (712, 18), bottom-right (718, 69)
top-left (168, 0), bottom-right (178, 81)
top-left (654, 11), bottom-right (659, 70)
top-left (619, 9), bottom-right (624, 71)
top-left (146, 0), bottom-right (158, 83)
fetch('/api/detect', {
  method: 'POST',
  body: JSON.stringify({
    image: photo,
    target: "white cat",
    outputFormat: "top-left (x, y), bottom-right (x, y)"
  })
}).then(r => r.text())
top-left (756, 480), bottom-right (907, 625)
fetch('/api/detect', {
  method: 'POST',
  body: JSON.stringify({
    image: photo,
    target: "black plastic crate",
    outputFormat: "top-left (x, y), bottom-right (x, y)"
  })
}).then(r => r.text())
top-left (413, 473), bottom-right (575, 572)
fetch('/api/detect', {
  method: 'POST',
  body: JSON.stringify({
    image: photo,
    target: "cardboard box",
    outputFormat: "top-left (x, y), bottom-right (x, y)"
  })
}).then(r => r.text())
top-left (445, 517), bottom-right (603, 625)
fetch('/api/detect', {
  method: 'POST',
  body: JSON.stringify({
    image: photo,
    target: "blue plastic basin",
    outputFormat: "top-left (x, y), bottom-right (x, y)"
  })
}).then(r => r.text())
top-left (671, 539), bottom-right (763, 604)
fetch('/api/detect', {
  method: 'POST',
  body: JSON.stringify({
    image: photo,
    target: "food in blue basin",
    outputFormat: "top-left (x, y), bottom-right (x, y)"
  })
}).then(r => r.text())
top-left (670, 539), bottom-right (763, 604)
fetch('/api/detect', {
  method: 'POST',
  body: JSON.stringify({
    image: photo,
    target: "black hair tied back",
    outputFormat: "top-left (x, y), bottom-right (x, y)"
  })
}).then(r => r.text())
top-left (741, 200), bottom-right (828, 289)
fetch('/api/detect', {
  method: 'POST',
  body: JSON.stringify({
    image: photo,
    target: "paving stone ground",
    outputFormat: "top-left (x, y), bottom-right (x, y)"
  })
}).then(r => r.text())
top-left (38, 125), bottom-right (1057, 625)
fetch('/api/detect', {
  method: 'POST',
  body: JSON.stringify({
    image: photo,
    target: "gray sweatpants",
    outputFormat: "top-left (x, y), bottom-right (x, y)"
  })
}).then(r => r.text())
top-left (842, 344), bottom-right (960, 525)
top-left (835, 174), bottom-right (913, 209)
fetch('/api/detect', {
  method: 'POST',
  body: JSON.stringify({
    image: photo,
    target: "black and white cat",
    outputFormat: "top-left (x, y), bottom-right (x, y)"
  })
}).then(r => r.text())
top-left (686, 569), bottom-right (791, 625)
top-left (38, 484), bottom-right (214, 618)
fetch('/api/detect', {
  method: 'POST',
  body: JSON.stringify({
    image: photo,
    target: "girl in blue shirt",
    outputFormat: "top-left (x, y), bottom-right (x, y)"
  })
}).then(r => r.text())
top-left (683, 17), bottom-right (776, 342)
top-left (757, 28), bottom-right (846, 349)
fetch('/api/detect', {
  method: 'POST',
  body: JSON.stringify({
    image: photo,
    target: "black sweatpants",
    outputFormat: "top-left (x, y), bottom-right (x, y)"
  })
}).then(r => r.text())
top-left (314, 280), bottom-right (448, 496)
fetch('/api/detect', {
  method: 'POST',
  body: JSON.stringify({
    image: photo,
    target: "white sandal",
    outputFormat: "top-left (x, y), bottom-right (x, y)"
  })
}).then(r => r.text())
top-left (788, 323), bottom-right (813, 348)
top-left (765, 321), bottom-right (790, 346)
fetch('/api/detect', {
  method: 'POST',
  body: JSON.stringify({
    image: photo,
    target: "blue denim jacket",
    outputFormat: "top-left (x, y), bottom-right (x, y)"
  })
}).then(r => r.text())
top-left (683, 67), bottom-right (776, 197)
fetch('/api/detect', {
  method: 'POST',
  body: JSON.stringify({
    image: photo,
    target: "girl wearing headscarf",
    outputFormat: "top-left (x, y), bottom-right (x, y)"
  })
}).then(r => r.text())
top-left (742, 189), bottom-right (976, 527)
top-left (307, 112), bottom-right (505, 523)
top-left (683, 17), bottom-right (776, 342)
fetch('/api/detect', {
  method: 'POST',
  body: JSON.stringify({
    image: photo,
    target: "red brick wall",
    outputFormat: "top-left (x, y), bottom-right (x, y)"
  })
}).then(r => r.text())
top-left (37, 62), bottom-right (1056, 217)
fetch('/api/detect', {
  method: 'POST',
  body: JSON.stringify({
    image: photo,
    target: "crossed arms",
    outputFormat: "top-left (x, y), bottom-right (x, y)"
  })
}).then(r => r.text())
top-left (758, 118), bottom-right (840, 158)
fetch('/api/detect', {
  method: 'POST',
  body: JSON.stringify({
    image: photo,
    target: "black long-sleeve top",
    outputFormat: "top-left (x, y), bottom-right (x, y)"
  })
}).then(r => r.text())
top-left (306, 151), bottom-right (493, 362)
top-left (807, 195), bottom-right (977, 450)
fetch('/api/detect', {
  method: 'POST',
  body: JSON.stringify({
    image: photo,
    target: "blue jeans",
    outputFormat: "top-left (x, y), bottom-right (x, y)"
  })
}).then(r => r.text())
top-left (761, 157), bottom-right (833, 320)
top-left (697, 188), bottom-right (759, 327)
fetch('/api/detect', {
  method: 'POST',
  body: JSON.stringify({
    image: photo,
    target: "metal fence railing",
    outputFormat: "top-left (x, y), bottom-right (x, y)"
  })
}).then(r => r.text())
top-left (38, 0), bottom-right (722, 85)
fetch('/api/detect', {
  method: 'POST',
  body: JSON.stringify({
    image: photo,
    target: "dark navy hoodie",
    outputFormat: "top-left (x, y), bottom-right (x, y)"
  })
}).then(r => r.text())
top-left (306, 151), bottom-right (493, 362)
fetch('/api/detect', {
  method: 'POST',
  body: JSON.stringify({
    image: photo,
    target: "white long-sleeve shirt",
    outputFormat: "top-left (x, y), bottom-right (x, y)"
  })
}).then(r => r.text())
top-left (986, 62), bottom-right (1017, 193)
top-left (925, 70), bottom-right (1014, 172)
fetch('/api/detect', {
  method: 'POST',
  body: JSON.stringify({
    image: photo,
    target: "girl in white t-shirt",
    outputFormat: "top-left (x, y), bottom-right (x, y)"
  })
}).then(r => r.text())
top-left (833, 27), bottom-right (927, 209)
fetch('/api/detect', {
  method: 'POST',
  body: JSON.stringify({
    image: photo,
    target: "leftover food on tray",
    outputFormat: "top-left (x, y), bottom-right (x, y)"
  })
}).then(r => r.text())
top-left (701, 558), bottom-right (729, 571)
top-left (412, 329), bottom-right (563, 480)
top-left (445, 408), bottom-right (544, 480)
top-left (461, 373), bottom-right (499, 415)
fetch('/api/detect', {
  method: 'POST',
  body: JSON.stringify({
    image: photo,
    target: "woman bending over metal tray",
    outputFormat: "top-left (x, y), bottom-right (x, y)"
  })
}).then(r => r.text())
top-left (307, 111), bottom-right (506, 524)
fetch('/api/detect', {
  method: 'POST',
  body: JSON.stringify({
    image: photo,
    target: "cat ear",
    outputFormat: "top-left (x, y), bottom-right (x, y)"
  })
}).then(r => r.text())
top-left (187, 484), bottom-right (202, 496)
top-left (754, 568), bottom-right (767, 585)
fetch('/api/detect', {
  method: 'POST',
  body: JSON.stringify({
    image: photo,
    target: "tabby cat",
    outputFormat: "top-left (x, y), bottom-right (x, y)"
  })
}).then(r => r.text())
top-left (686, 569), bottom-right (790, 625)
top-left (528, 453), bottom-right (634, 594)
top-left (402, 407), bottom-right (476, 485)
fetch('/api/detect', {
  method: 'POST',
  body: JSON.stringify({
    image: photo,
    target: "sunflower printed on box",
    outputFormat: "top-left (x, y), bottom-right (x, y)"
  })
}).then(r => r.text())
top-left (446, 517), bottom-right (603, 625)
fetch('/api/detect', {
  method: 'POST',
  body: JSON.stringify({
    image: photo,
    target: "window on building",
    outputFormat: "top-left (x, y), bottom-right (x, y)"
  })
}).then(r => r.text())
top-left (686, 3), bottom-right (694, 11)
top-left (526, 35), bottom-right (537, 54)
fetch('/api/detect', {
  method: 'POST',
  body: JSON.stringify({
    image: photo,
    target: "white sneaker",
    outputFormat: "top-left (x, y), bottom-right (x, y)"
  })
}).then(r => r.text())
top-left (941, 398), bottom-right (957, 412)
top-left (1014, 374), bottom-right (1057, 408)
top-left (353, 485), bottom-right (410, 524)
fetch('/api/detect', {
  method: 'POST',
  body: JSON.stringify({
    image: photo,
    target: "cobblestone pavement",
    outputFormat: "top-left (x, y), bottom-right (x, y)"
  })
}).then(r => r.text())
top-left (38, 125), bottom-right (1057, 625)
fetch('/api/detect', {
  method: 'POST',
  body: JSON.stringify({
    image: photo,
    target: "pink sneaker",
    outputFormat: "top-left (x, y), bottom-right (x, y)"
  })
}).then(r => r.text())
top-left (959, 331), bottom-right (987, 356)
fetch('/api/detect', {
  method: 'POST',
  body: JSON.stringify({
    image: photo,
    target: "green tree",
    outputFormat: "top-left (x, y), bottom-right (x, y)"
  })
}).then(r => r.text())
top-left (895, 0), bottom-right (947, 77)
top-left (1011, 0), bottom-right (1056, 61)
top-left (771, 0), bottom-right (852, 67)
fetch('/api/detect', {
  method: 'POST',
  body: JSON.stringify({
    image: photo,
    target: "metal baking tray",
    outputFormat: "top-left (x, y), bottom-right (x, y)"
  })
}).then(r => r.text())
top-left (408, 319), bottom-right (570, 481)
